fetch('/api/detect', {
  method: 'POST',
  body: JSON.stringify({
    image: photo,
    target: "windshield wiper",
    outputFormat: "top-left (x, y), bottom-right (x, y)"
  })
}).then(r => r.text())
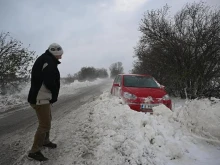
top-left (125, 85), bottom-right (138, 87)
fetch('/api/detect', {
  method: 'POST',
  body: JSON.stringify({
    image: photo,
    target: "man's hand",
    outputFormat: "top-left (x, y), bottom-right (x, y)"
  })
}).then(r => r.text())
top-left (50, 97), bottom-right (57, 104)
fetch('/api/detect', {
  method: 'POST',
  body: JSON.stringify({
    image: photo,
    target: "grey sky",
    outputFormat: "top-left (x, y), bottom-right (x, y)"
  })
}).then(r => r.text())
top-left (0, 0), bottom-right (219, 77)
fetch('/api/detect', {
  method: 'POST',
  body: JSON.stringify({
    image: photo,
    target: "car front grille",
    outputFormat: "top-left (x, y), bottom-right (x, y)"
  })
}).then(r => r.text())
top-left (139, 97), bottom-right (163, 103)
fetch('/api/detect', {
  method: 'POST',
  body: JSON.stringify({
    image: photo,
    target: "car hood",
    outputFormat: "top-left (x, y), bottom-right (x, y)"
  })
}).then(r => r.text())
top-left (123, 87), bottom-right (167, 98)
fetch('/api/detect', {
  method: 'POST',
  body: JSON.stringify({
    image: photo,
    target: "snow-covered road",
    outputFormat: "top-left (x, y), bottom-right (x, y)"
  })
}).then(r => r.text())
top-left (0, 78), bottom-right (220, 165)
top-left (0, 79), bottom-right (111, 165)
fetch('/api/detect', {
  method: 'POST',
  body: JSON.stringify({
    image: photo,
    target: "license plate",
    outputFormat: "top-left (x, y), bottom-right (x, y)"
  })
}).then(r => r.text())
top-left (140, 104), bottom-right (159, 109)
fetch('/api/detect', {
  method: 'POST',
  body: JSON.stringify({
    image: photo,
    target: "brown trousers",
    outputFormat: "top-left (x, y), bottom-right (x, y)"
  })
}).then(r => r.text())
top-left (30, 104), bottom-right (52, 153)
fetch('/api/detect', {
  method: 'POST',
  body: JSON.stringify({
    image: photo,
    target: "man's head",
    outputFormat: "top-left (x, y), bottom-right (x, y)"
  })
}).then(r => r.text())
top-left (48, 43), bottom-right (63, 59)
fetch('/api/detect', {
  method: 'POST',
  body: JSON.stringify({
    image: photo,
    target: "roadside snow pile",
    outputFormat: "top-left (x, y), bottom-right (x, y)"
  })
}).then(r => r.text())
top-left (0, 83), bottom-right (30, 112)
top-left (88, 92), bottom-right (220, 165)
top-left (19, 91), bottom-right (220, 165)
top-left (173, 98), bottom-right (220, 141)
top-left (92, 93), bottom-right (187, 165)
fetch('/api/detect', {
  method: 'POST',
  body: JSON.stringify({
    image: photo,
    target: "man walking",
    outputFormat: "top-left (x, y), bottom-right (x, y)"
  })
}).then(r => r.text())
top-left (27, 43), bottom-right (63, 161)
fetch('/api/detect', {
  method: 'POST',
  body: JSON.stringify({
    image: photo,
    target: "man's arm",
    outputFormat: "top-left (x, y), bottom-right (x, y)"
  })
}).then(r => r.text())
top-left (42, 62), bottom-right (58, 102)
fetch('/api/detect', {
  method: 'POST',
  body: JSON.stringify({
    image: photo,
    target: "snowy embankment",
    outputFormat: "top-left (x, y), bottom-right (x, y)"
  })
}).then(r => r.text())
top-left (90, 93), bottom-right (220, 165)
top-left (21, 90), bottom-right (220, 165)
top-left (3, 79), bottom-right (219, 165)
top-left (0, 79), bottom-right (105, 112)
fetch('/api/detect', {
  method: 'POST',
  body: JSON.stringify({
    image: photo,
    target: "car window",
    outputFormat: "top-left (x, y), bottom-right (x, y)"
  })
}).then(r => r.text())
top-left (117, 75), bottom-right (122, 84)
top-left (123, 75), bottom-right (160, 88)
top-left (114, 76), bottom-right (119, 83)
top-left (114, 75), bottom-right (122, 84)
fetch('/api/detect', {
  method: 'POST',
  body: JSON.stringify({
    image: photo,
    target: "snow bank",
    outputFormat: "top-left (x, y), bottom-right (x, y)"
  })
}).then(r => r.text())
top-left (0, 83), bottom-right (30, 112)
top-left (18, 90), bottom-right (220, 165)
top-left (173, 98), bottom-right (220, 141)
top-left (0, 78), bottom-right (106, 112)
top-left (89, 92), bottom-right (220, 165)
top-left (92, 93), bottom-right (186, 165)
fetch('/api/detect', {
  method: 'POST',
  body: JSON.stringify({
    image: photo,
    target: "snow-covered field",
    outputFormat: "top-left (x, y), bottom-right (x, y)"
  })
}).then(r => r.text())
top-left (15, 83), bottom-right (220, 165)
top-left (0, 79), bottom-right (106, 112)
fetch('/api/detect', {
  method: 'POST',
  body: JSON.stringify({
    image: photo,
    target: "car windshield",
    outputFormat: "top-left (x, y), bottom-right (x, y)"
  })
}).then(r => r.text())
top-left (123, 75), bottom-right (160, 88)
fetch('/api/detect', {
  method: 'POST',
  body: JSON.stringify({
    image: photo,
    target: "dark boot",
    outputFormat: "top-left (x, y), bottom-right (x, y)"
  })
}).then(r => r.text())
top-left (28, 151), bottom-right (48, 161)
top-left (43, 142), bottom-right (57, 148)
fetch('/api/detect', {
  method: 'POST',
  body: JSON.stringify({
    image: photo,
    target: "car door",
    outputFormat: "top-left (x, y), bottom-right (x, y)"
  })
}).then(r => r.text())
top-left (112, 75), bottom-right (119, 95)
top-left (115, 75), bottom-right (122, 97)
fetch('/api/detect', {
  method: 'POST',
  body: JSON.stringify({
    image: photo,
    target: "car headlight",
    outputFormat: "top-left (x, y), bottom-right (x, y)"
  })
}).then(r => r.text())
top-left (123, 92), bottom-right (137, 100)
top-left (162, 94), bottom-right (170, 100)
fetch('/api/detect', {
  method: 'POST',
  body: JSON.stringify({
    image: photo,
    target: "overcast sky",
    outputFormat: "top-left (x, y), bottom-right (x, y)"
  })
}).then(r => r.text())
top-left (0, 0), bottom-right (219, 77)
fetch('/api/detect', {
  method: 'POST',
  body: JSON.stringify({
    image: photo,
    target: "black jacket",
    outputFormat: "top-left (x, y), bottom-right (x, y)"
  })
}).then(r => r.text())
top-left (28, 50), bottom-right (60, 105)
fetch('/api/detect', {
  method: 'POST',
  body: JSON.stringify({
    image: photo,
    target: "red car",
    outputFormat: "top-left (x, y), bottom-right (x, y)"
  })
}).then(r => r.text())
top-left (111, 74), bottom-right (172, 113)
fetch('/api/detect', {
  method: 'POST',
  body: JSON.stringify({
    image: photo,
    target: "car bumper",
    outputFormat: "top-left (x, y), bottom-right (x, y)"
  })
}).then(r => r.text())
top-left (127, 100), bottom-right (172, 112)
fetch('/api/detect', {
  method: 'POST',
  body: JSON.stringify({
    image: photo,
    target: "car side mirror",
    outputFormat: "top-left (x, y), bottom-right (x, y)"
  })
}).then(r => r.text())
top-left (160, 85), bottom-right (165, 89)
top-left (113, 83), bottom-right (120, 87)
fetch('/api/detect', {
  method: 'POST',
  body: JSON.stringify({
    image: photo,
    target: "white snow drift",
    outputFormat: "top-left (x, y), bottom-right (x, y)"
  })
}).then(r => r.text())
top-left (3, 79), bottom-right (219, 165)
top-left (19, 90), bottom-right (220, 165)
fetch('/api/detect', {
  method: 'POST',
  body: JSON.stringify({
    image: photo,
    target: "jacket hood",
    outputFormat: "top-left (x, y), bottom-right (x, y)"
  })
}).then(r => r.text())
top-left (45, 50), bottom-right (61, 64)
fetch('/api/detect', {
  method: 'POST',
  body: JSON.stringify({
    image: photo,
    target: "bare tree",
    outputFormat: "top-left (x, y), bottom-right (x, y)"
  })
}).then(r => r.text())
top-left (0, 32), bottom-right (35, 94)
top-left (96, 68), bottom-right (109, 78)
top-left (109, 62), bottom-right (124, 78)
top-left (63, 74), bottom-right (75, 84)
top-left (133, 2), bottom-right (220, 98)
top-left (73, 67), bottom-right (108, 82)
